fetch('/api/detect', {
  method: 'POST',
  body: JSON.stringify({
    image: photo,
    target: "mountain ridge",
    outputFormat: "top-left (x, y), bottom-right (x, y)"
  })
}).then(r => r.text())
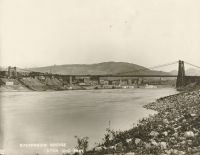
top-left (29, 61), bottom-right (169, 76)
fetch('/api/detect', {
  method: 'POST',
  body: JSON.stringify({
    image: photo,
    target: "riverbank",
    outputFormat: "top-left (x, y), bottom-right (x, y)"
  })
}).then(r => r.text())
top-left (0, 77), bottom-right (83, 91)
top-left (86, 89), bottom-right (200, 155)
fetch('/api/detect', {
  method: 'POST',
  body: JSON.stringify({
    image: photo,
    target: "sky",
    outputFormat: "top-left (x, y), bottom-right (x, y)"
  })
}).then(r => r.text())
top-left (1, 0), bottom-right (200, 69)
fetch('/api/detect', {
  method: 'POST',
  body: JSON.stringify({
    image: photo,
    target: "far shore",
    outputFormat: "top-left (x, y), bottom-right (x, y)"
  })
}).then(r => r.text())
top-left (0, 75), bottom-right (176, 92)
top-left (0, 84), bottom-right (175, 92)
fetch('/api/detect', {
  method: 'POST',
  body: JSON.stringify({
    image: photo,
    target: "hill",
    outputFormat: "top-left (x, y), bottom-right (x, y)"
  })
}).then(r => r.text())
top-left (29, 62), bottom-right (169, 76)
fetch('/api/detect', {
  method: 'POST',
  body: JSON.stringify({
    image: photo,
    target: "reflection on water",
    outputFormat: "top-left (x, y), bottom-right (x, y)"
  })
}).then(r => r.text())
top-left (1, 88), bottom-right (178, 155)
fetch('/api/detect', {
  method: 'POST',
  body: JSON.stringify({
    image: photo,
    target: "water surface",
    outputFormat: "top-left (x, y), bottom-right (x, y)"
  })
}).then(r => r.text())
top-left (1, 88), bottom-right (178, 155)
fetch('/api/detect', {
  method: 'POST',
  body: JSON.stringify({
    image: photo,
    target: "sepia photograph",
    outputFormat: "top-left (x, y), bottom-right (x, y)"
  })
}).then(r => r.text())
top-left (1, 0), bottom-right (200, 155)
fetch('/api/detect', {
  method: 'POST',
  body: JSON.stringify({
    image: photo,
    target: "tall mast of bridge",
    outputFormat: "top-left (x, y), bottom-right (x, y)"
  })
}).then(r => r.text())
top-left (176, 60), bottom-right (185, 88)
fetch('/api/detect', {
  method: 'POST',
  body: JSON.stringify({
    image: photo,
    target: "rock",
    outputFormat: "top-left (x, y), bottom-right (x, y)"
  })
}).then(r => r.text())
top-left (126, 138), bottom-right (132, 143)
top-left (108, 145), bottom-right (115, 150)
top-left (126, 152), bottom-right (135, 155)
top-left (180, 141), bottom-right (186, 145)
top-left (179, 137), bottom-right (186, 140)
top-left (115, 142), bottom-right (123, 151)
top-left (163, 119), bottom-right (169, 124)
top-left (193, 128), bottom-right (199, 132)
top-left (188, 147), bottom-right (192, 151)
top-left (135, 138), bottom-right (141, 145)
top-left (173, 132), bottom-right (178, 138)
top-left (150, 131), bottom-right (159, 137)
top-left (94, 146), bottom-right (102, 151)
top-left (184, 131), bottom-right (195, 138)
top-left (187, 140), bottom-right (193, 145)
top-left (182, 119), bottom-right (187, 123)
top-left (165, 149), bottom-right (171, 154)
top-left (172, 149), bottom-right (178, 154)
top-left (144, 142), bottom-right (151, 149)
top-left (178, 151), bottom-right (186, 155)
top-left (162, 131), bottom-right (168, 136)
top-left (151, 139), bottom-right (158, 146)
top-left (165, 149), bottom-right (178, 155)
top-left (160, 142), bottom-right (167, 149)
top-left (191, 113), bottom-right (196, 117)
top-left (174, 126), bottom-right (181, 131)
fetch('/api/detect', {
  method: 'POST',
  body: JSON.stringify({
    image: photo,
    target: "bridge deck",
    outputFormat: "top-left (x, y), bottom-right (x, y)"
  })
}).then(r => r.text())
top-left (20, 74), bottom-right (177, 78)
top-left (67, 75), bottom-right (177, 77)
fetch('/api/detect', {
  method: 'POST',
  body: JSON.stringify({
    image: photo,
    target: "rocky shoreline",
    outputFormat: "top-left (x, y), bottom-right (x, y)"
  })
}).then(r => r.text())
top-left (86, 89), bottom-right (200, 155)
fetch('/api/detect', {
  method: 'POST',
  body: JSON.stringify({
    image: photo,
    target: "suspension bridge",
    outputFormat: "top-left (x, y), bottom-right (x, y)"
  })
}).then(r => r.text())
top-left (2, 60), bottom-right (200, 88)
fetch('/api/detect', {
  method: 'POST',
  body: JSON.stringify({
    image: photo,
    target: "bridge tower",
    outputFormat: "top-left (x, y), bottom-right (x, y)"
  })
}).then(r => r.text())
top-left (8, 66), bottom-right (17, 78)
top-left (176, 60), bottom-right (185, 88)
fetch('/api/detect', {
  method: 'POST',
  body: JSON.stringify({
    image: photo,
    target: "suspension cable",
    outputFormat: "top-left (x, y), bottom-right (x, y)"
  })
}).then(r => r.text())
top-left (184, 61), bottom-right (200, 70)
top-left (148, 61), bottom-right (178, 70)
top-left (117, 61), bottom-right (178, 75)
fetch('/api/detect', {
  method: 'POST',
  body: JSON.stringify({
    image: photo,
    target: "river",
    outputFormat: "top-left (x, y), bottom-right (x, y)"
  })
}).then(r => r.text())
top-left (1, 88), bottom-right (178, 155)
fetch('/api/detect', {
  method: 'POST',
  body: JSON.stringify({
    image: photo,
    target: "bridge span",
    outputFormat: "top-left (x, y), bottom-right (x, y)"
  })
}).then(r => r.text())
top-left (1, 60), bottom-right (200, 88)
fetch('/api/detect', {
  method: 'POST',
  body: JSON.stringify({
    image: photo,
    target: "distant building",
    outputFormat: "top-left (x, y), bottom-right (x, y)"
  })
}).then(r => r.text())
top-left (6, 81), bottom-right (14, 86)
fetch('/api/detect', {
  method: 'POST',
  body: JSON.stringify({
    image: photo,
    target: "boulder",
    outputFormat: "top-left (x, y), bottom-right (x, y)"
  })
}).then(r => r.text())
top-left (150, 131), bottom-right (159, 137)
top-left (126, 138), bottom-right (132, 143)
top-left (135, 138), bottom-right (141, 145)
top-left (108, 145), bottom-right (115, 150)
top-left (160, 142), bottom-right (167, 149)
top-left (184, 131), bottom-right (194, 138)
top-left (126, 152), bottom-right (135, 155)
top-left (94, 147), bottom-right (102, 151)
top-left (162, 131), bottom-right (168, 136)
top-left (151, 139), bottom-right (158, 146)
top-left (115, 142), bottom-right (123, 151)
top-left (173, 132), bottom-right (178, 138)
top-left (163, 119), bottom-right (169, 124)
top-left (191, 113), bottom-right (196, 117)
top-left (144, 142), bottom-right (151, 149)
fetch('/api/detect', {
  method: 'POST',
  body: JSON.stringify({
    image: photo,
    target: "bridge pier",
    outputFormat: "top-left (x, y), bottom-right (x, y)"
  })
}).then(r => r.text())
top-left (69, 76), bottom-right (75, 85)
top-left (176, 60), bottom-right (185, 88)
top-left (90, 76), bottom-right (101, 85)
top-left (97, 76), bottom-right (100, 85)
